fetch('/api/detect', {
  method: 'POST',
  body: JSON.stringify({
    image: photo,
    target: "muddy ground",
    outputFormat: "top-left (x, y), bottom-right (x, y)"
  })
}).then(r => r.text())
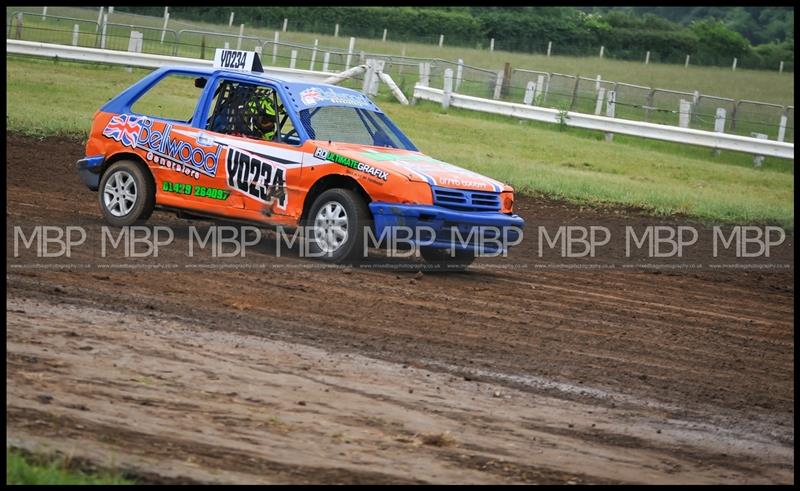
top-left (5, 134), bottom-right (794, 483)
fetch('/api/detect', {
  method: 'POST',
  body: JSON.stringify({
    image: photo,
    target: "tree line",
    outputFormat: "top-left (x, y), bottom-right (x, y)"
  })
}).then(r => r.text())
top-left (118, 6), bottom-right (794, 71)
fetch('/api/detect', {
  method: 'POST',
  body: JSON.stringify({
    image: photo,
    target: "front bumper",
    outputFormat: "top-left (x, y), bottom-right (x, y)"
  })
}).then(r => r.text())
top-left (76, 155), bottom-right (105, 190)
top-left (369, 202), bottom-right (524, 254)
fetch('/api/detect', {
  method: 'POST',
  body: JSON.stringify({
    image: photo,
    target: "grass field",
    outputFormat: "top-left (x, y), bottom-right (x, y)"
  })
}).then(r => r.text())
top-left (6, 55), bottom-right (794, 227)
top-left (7, 6), bottom-right (795, 105)
top-left (6, 448), bottom-right (133, 484)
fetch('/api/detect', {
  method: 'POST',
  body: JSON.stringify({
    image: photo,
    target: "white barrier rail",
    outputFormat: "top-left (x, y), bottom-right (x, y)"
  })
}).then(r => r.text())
top-left (414, 85), bottom-right (794, 160)
top-left (7, 39), bottom-right (337, 84)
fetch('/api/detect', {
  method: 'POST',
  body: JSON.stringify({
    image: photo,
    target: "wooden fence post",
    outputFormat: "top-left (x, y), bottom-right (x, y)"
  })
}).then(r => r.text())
top-left (569, 76), bottom-right (580, 110)
top-left (236, 23), bottom-right (244, 50)
top-left (455, 59), bottom-right (463, 91)
top-left (644, 88), bottom-right (655, 122)
top-left (645, 51), bottom-right (650, 65)
top-left (289, 50), bottom-right (297, 69)
top-left (547, 41), bottom-right (552, 57)
top-left (501, 62), bottom-right (512, 98)
top-left (322, 52), bottom-right (330, 72)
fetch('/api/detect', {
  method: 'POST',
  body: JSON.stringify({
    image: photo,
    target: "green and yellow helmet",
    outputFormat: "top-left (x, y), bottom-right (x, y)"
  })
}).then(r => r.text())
top-left (244, 92), bottom-right (276, 140)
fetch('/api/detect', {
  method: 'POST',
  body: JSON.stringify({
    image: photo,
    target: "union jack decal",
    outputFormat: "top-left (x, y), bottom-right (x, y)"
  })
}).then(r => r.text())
top-left (102, 114), bottom-right (145, 148)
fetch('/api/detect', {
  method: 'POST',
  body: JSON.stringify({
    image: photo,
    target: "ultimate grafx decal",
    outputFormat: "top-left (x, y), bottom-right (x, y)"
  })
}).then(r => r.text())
top-left (314, 147), bottom-right (388, 181)
top-left (226, 147), bottom-right (287, 209)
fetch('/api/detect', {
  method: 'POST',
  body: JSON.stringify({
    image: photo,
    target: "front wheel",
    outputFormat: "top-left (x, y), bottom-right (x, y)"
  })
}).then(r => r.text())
top-left (98, 160), bottom-right (155, 226)
top-left (306, 188), bottom-right (372, 264)
top-left (420, 247), bottom-right (476, 271)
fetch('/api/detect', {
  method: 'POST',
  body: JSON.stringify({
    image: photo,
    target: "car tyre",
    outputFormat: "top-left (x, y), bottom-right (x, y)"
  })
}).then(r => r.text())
top-left (98, 160), bottom-right (155, 226)
top-left (306, 188), bottom-right (372, 264)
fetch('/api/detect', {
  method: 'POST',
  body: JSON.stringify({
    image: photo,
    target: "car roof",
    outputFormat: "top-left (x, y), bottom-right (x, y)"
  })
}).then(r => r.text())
top-left (170, 65), bottom-right (382, 113)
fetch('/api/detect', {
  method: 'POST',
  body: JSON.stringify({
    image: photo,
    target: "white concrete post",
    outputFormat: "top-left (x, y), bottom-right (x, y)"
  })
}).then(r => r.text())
top-left (419, 62), bottom-right (430, 87)
top-left (309, 39), bottom-right (318, 71)
top-left (712, 107), bottom-right (727, 156)
top-left (377, 72), bottom-right (409, 105)
top-left (547, 41), bottom-right (552, 57)
top-left (594, 87), bottom-right (606, 115)
top-left (72, 24), bottom-right (80, 46)
top-left (714, 108), bottom-right (726, 133)
top-left (685, 54), bottom-right (690, 68)
top-left (96, 7), bottom-right (104, 33)
top-left (751, 133), bottom-right (767, 166)
top-left (779, 61), bottom-right (784, 74)
top-left (224, 42), bottom-right (229, 50)
top-left (595, 75), bottom-right (601, 92)
top-left (732, 57), bottom-right (737, 71)
top-left (272, 31), bottom-right (279, 64)
top-left (455, 59), bottom-right (463, 91)
top-left (777, 114), bottom-right (788, 142)
top-left (678, 100), bottom-right (691, 128)
top-left (382, 28), bottom-right (387, 42)
top-left (359, 50), bottom-right (365, 65)
top-left (439, 34), bottom-right (444, 48)
top-left (322, 52), bottom-right (330, 72)
top-left (443, 68), bottom-right (453, 109)
top-left (599, 45), bottom-right (604, 58)
top-left (362, 59), bottom-right (376, 96)
top-left (282, 18), bottom-right (288, 32)
top-left (398, 46), bottom-right (406, 74)
top-left (228, 12), bottom-right (234, 28)
top-left (126, 31), bottom-right (142, 73)
top-left (489, 38), bottom-right (494, 52)
top-left (160, 12), bottom-right (169, 44)
top-left (289, 50), bottom-right (297, 69)
top-left (493, 70), bottom-right (504, 100)
top-left (345, 37), bottom-right (355, 70)
top-left (535, 74), bottom-right (544, 101)
top-left (334, 23), bottom-right (339, 37)
top-left (108, 7), bottom-right (113, 14)
top-left (236, 23), bottom-right (244, 51)
top-left (605, 90), bottom-right (616, 142)
top-left (100, 13), bottom-right (108, 49)
top-left (645, 51), bottom-right (650, 65)
top-left (523, 81), bottom-right (536, 105)
top-left (369, 59), bottom-right (384, 96)
top-left (42, 6), bottom-right (47, 20)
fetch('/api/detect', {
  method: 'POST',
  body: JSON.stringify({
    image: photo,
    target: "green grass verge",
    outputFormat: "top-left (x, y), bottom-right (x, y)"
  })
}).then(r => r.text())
top-left (7, 448), bottom-right (133, 485)
top-left (6, 55), bottom-right (794, 227)
top-left (6, 6), bottom-right (795, 105)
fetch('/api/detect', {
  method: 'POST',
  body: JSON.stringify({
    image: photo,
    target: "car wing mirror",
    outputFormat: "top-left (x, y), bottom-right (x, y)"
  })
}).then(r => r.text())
top-left (194, 77), bottom-right (207, 89)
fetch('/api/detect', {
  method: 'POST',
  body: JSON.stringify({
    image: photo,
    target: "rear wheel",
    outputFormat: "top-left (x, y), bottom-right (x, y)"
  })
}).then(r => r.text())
top-left (306, 188), bottom-right (371, 264)
top-left (420, 247), bottom-right (476, 271)
top-left (98, 160), bottom-right (155, 226)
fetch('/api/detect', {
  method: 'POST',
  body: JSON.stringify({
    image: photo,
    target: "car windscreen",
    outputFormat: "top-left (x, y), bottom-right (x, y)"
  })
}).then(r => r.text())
top-left (297, 106), bottom-right (416, 150)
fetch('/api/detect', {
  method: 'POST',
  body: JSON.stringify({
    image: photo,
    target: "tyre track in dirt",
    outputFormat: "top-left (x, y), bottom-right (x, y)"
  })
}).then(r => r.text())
top-left (6, 133), bottom-right (794, 483)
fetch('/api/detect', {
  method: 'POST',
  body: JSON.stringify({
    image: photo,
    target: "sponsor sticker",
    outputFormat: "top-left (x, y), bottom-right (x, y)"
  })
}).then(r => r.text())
top-left (103, 115), bottom-right (223, 179)
top-left (226, 147), bottom-right (287, 209)
top-left (315, 147), bottom-right (388, 181)
top-left (298, 87), bottom-right (370, 107)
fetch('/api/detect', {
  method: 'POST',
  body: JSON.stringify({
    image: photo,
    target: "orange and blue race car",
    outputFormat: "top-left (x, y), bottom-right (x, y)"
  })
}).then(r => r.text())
top-left (77, 49), bottom-right (523, 266)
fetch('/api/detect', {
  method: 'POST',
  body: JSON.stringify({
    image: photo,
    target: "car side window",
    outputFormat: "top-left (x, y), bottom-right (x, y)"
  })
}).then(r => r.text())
top-left (130, 73), bottom-right (199, 123)
top-left (205, 80), bottom-right (279, 141)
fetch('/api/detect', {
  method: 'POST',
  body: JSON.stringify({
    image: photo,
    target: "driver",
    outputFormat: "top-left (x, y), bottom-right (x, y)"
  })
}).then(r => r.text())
top-left (244, 89), bottom-right (278, 141)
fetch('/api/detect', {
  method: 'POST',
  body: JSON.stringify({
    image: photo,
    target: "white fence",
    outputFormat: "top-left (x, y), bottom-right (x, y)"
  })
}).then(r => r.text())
top-left (413, 85), bottom-right (794, 160)
top-left (7, 39), bottom-right (336, 83)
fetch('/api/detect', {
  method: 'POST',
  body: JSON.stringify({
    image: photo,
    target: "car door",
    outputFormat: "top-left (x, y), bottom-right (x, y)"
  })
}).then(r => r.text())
top-left (201, 77), bottom-right (306, 224)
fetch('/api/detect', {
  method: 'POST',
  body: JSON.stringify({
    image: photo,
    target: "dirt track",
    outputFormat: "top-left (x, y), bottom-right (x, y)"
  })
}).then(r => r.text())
top-left (6, 134), bottom-right (794, 483)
